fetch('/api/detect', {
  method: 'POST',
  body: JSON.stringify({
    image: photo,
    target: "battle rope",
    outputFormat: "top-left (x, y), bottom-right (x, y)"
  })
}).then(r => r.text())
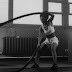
top-left (0, 12), bottom-right (42, 72)
top-left (15, 46), bottom-right (40, 72)
top-left (0, 12), bottom-right (41, 27)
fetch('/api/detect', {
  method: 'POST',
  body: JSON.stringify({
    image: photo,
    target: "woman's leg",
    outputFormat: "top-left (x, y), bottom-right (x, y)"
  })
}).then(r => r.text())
top-left (51, 42), bottom-right (58, 65)
top-left (35, 43), bottom-right (45, 64)
top-left (31, 43), bottom-right (46, 68)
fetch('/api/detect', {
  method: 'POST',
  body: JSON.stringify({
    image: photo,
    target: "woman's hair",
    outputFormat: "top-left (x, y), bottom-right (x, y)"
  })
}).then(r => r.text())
top-left (40, 11), bottom-right (49, 19)
top-left (40, 11), bottom-right (54, 26)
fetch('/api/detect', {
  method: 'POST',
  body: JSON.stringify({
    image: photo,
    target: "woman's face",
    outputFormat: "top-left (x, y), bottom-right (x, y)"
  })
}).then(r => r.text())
top-left (40, 16), bottom-right (47, 24)
top-left (43, 24), bottom-right (48, 30)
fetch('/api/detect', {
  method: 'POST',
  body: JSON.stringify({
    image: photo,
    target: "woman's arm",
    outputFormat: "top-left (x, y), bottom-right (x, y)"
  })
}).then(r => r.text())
top-left (47, 12), bottom-right (54, 22)
top-left (37, 26), bottom-right (43, 46)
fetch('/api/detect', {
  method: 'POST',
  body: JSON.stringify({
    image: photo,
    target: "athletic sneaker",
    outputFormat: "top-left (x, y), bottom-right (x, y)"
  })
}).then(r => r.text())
top-left (50, 64), bottom-right (58, 70)
top-left (31, 63), bottom-right (39, 68)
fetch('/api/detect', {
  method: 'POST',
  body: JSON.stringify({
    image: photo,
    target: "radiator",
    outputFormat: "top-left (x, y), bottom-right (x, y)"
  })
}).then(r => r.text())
top-left (3, 37), bottom-right (38, 56)
top-left (3, 37), bottom-right (68, 57)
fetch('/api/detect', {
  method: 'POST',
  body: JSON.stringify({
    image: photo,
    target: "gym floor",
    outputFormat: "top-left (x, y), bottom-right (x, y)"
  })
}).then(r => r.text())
top-left (0, 55), bottom-right (71, 72)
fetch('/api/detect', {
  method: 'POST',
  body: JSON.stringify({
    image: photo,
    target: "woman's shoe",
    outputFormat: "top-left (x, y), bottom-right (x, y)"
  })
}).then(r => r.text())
top-left (50, 64), bottom-right (58, 70)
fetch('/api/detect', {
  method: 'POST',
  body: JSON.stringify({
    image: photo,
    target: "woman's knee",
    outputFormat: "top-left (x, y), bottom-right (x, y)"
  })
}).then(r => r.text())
top-left (37, 49), bottom-right (41, 56)
top-left (51, 42), bottom-right (58, 52)
top-left (40, 42), bottom-right (45, 48)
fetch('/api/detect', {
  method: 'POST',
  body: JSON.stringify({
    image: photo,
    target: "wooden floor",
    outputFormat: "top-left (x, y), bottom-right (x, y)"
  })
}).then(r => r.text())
top-left (20, 67), bottom-right (72, 72)
top-left (0, 55), bottom-right (71, 72)
top-left (0, 63), bottom-right (72, 72)
top-left (0, 60), bottom-right (71, 72)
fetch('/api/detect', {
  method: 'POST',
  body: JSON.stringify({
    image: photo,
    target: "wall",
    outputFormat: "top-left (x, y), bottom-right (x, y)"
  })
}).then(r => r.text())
top-left (1, 24), bottom-right (72, 56)
top-left (2, 0), bottom-right (69, 56)
top-left (0, 24), bottom-right (39, 53)
top-left (0, 27), bottom-right (16, 53)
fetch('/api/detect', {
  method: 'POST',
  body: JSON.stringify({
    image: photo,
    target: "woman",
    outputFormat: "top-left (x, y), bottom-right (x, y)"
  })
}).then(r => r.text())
top-left (31, 11), bottom-right (59, 70)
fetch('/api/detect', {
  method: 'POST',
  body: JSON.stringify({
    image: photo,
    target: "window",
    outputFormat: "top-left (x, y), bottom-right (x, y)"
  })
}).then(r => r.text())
top-left (13, 0), bottom-right (43, 25)
top-left (48, 2), bottom-right (62, 26)
top-left (68, 1), bottom-right (72, 26)
top-left (69, 15), bottom-right (72, 26)
top-left (0, 0), bottom-right (8, 23)
top-left (53, 14), bottom-right (62, 26)
top-left (68, 0), bottom-right (72, 3)
top-left (69, 4), bottom-right (72, 14)
top-left (48, 2), bottom-right (62, 12)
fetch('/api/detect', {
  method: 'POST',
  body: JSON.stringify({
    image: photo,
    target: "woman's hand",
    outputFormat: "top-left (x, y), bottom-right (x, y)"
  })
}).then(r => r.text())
top-left (37, 43), bottom-right (40, 48)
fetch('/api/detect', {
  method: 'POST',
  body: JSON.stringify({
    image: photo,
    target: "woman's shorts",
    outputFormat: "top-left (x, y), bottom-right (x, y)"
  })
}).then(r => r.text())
top-left (42, 36), bottom-right (59, 46)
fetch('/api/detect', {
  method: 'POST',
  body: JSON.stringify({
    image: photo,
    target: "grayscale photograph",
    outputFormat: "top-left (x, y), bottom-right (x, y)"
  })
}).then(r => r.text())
top-left (0, 0), bottom-right (72, 72)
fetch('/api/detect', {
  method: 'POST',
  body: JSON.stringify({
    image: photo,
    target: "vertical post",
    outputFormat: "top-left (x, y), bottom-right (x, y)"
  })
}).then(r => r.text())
top-left (68, 40), bottom-right (72, 63)
top-left (8, 0), bottom-right (13, 27)
top-left (62, 0), bottom-right (69, 26)
top-left (43, 0), bottom-right (48, 11)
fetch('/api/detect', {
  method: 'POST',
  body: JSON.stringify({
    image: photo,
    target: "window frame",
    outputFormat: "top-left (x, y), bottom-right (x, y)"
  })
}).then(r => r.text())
top-left (48, 1), bottom-right (62, 26)
top-left (68, 2), bottom-right (72, 26)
